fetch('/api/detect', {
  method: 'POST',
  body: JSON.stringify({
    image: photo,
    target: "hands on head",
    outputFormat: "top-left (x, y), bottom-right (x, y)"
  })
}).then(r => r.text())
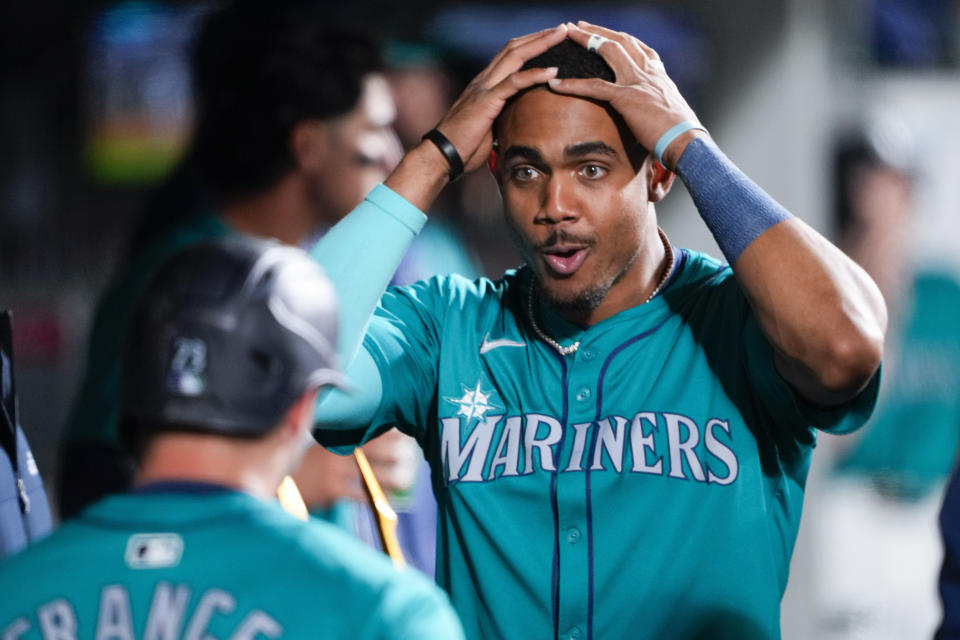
top-left (551, 22), bottom-right (705, 171)
top-left (385, 20), bottom-right (705, 209)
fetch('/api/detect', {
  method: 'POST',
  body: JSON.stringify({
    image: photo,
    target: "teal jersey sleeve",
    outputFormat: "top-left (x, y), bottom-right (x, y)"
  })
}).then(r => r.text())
top-left (674, 257), bottom-right (880, 482)
top-left (315, 275), bottom-right (451, 451)
top-left (743, 310), bottom-right (881, 436)
top-left (314, 348), bottom-right (384, 445)
top-left (361, 278), bottom-right (448, 437)
top-left (367, 567), bottom-right (466, 640)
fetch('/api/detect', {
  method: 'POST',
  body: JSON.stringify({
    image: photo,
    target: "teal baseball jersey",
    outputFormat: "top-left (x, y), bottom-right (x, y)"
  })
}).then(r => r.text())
top-left (0, 487), bottom-right (464, 639)
top-left (838, 271), bottom-right (960, 498)
top-left (65, 214), bottom-right (230, 448)
top-left (317, 249), bottom-right (879, 640)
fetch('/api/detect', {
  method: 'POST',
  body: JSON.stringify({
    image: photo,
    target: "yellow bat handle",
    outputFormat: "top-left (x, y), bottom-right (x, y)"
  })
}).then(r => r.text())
top-left (277, 475), bottom-right (310, 522)
top-left (354, 448), bottom-right (406, 569)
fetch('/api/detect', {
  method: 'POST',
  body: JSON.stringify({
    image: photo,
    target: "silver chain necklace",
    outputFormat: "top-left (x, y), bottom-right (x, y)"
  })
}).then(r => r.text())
top-left (526, 228), bottom-right (673, 357)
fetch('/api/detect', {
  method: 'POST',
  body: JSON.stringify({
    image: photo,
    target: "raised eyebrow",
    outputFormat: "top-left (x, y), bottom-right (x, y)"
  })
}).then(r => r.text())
top-left (565, 141), bottom-right (618, 158)
top-left (501, 145), bottom-right (545, 165)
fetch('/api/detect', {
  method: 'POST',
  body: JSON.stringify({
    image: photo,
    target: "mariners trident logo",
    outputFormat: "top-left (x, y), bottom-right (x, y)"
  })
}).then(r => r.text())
top-left (445, 380), bottom-right (502, 420)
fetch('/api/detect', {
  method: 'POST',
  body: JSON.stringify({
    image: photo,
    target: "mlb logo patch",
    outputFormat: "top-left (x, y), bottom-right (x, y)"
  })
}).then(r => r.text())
top-left (125, 533), bottom-right (184, 569)
top-left (167, 336), bottom-right (207, 396)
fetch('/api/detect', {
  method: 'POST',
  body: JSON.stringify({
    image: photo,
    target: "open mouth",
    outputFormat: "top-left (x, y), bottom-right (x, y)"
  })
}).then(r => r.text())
top-left (542, 245), bottom-right (589, 276)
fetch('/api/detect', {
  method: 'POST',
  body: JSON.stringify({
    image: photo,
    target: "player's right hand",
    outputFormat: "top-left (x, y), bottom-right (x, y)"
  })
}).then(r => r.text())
top-left (384, 24), bottom-right (568, 211)
top-left (430, 24), bottom-right (569, 173)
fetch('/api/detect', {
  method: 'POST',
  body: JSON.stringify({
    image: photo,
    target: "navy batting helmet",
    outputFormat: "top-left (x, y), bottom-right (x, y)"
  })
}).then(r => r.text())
top-left (120, 235), bottom-right (346, 445)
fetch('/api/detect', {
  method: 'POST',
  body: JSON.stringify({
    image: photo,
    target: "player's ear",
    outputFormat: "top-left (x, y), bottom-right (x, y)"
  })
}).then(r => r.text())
top-left (488, 148), bottom-right (502, 186)
top-left (488, 150), bottom-right (499, 176)
top-left (284, 387), bottom-right (321, 439)
top-left (290, 121), bottom-right (330, 175)
top-left (646, 158), bottom-right (676, 203)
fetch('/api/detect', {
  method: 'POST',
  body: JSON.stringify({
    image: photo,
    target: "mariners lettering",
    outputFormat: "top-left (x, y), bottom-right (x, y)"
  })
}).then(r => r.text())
top-left (441, 411), bottom-right (739, 485)
top-left (2, 584), bottom-right (281, 640)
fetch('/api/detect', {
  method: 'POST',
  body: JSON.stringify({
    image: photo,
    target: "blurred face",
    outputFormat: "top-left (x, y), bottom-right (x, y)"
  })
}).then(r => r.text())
top-left (496, 89), bottom-right (659, 324)
top-left (309, 73), bottom-right (402, 224)
top-left (842, 164), bottom-right (912, 297)
top-left (283, 387), bottom-right (322, 475)
top-left (388, 66), bottom-right (454, 150)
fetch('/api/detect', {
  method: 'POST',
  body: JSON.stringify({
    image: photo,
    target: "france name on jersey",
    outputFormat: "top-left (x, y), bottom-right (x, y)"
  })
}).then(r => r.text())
top-left (358, 250), bottom-right (879, 640)
top-left (0, 490), bottom-right (464, 640)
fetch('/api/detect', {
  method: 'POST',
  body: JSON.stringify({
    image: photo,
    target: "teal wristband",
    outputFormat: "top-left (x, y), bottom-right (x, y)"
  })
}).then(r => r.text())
top-left (653, 121), bottom-right (706, 165)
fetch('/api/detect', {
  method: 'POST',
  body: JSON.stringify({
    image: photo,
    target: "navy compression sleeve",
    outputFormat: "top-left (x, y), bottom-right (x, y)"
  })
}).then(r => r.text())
top-left (675, 137), bottom-right (792, 265)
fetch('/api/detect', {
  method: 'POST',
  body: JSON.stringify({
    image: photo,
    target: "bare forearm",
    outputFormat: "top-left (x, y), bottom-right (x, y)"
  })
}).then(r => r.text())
top-left (383, 142), bottom-right (451, 213)
top-left (734, 219), bottom-right (886, 405)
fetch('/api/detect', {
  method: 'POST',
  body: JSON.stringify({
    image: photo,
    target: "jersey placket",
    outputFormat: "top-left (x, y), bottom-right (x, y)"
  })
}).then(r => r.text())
top-left (553, 339), bottom-right (604, 640)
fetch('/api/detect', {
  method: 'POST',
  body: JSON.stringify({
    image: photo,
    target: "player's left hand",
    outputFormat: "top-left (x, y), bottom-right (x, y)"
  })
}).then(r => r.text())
top-left (549, 21), bottom-right (705, 170)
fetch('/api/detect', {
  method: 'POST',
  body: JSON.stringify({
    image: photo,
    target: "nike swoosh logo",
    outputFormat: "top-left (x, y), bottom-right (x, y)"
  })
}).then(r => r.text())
top-left (480, 333), bottom-right (527, 354)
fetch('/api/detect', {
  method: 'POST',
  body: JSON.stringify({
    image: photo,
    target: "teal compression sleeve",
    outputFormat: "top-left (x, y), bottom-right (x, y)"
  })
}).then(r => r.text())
top-left (309, 184), bottom-right (426, 365)
top-left (309, 184), bottom-right (425, 436)
top-left (314, 346), bottom-right (383, 434)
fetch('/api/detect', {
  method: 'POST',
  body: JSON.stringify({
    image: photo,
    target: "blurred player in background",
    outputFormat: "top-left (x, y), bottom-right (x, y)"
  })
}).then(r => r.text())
top-left (0, 237), bottom-right (464, 638)
top-left (307, 22), bottom-right (886, 639)
top-left (0, 311), bottom-right (52, 558)
top-left (58, 2), bottom-right (413, 531)
top-left (814, 117), bottom-right (960, 639)
top-left (385, 41), bottom-right (482, 284)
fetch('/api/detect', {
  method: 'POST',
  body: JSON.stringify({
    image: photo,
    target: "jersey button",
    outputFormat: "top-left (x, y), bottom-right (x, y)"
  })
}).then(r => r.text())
top-left (566, 527), bottom-right (581, 544)
top-left (576, 387), bottom-right (591, 402)
top-left (567, 626), bottom-right (583, 640)
top-left (580, 348), bottom-right (596, 361)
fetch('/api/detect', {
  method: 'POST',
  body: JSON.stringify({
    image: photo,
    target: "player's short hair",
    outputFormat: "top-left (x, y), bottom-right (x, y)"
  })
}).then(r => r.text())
top-left (520, 38), bottom-right (616, 82)
top-left (119, 236), bottom-right (346, 459)
top-left (494, 38), bottom-right (646, 164)
top-left (190, 3), bottom-right (383, 202)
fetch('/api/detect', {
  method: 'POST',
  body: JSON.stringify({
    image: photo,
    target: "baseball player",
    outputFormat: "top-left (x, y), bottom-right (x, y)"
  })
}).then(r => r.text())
top-left (811, 122), bottom-right (959, 638)
top-left (308, 22), bottom-right (886, 639)
top-left (0, 237), bottom-right (464, 639)
top-left (59, 3), bottom-right (415, 530)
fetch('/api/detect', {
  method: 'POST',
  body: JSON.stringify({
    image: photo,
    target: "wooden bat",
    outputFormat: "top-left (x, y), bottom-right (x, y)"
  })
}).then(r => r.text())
top-left (354, 448), bottom-right (406, 569)
top-left (277, 475), bottom-right (310, 521)
top-left (276, 453), bottom-right (406, 569)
